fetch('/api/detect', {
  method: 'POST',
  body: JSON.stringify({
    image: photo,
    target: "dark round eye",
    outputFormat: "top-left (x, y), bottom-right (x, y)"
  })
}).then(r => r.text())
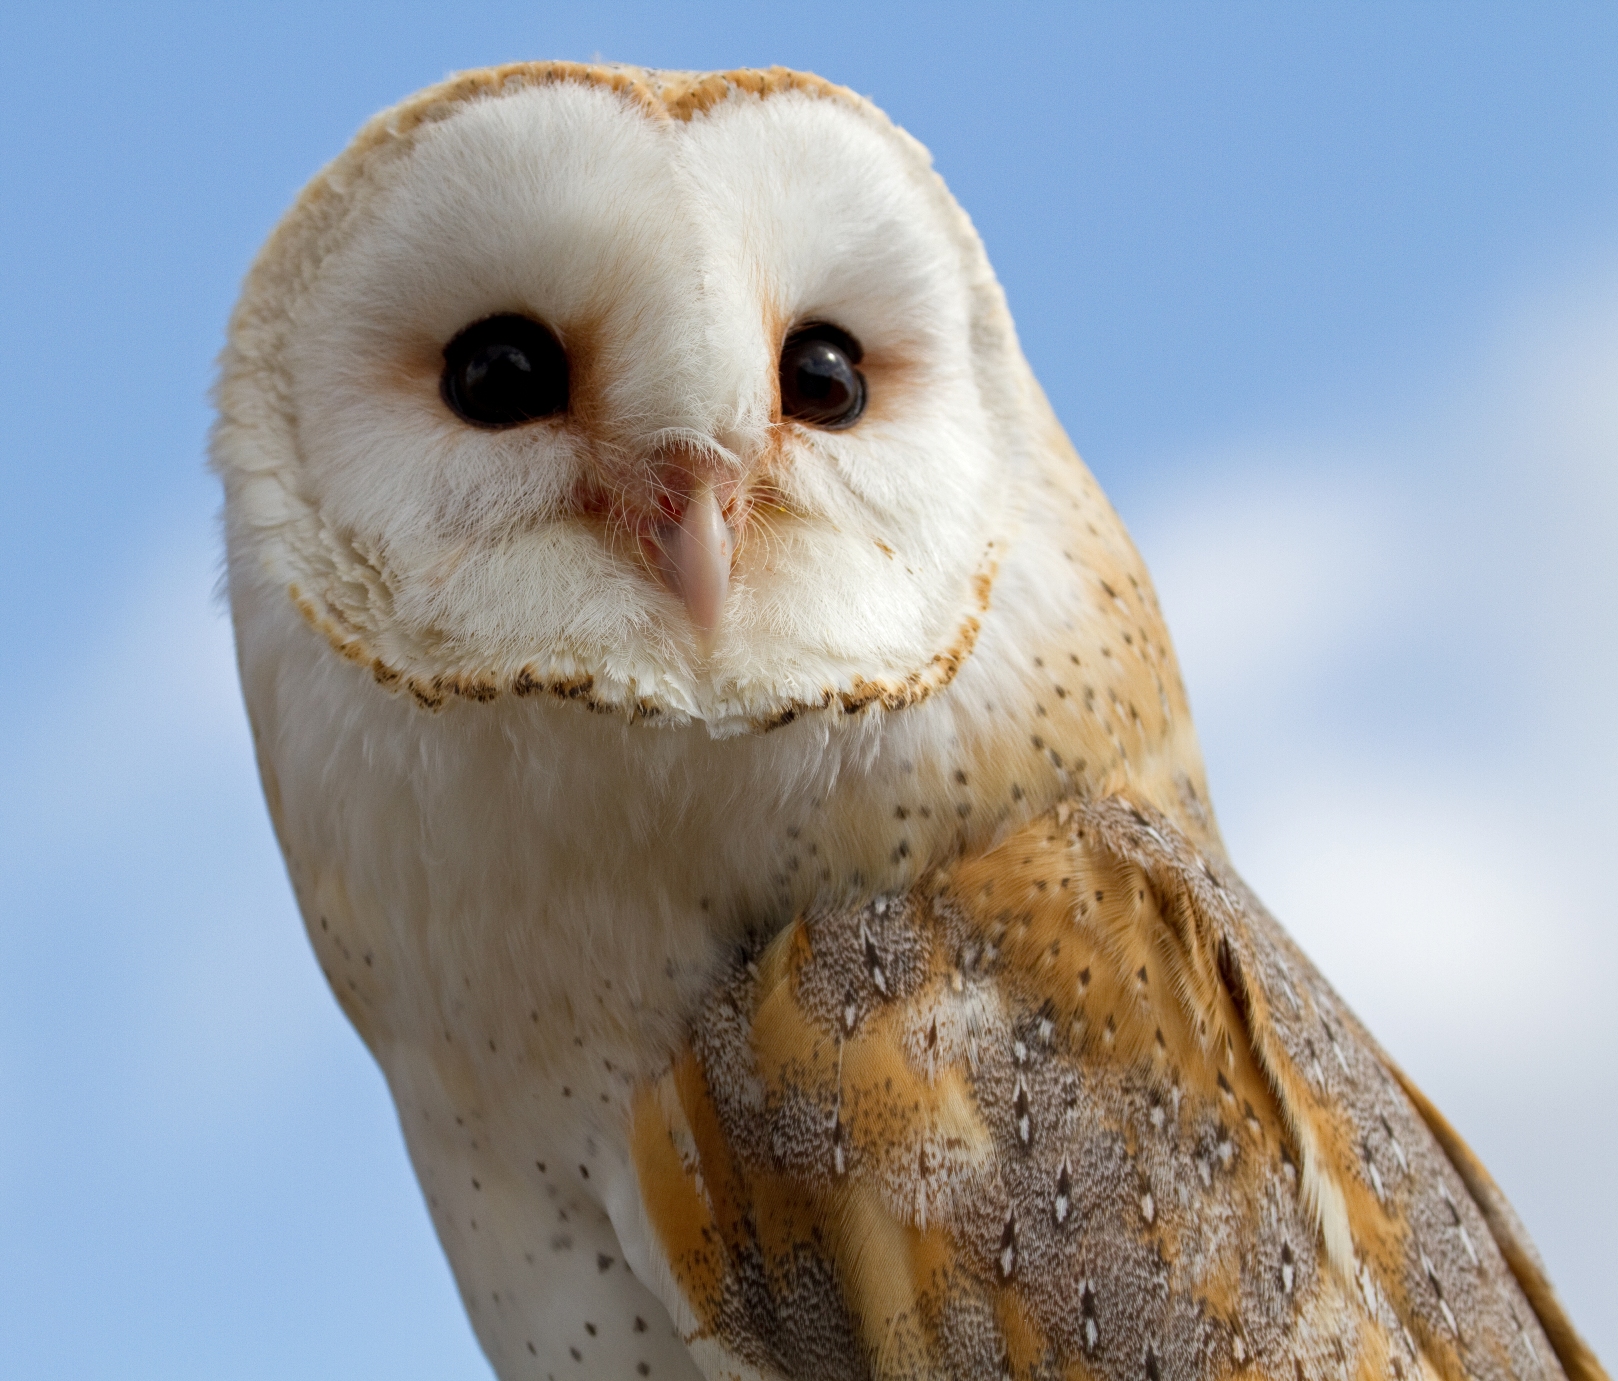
top-left (440, 314), bottom-right (568, 427)
top-left (779, 324), bottom-right (866, 429)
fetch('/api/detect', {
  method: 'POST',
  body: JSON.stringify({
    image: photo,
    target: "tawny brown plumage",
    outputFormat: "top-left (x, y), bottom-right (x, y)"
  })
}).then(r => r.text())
top-left (633, 799), bottom-right (1599, 1381)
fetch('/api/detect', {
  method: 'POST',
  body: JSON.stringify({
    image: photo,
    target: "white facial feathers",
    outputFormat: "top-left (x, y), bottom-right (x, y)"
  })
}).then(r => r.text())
top-left (223, 73), bottom-right (1020, 730)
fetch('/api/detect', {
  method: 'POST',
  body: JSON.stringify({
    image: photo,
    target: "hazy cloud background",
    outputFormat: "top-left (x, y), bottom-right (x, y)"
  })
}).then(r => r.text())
top-left (1142, 270), bottom-right (1618, 1345)
top-left (2, 4), bottom-right (1613, 1376)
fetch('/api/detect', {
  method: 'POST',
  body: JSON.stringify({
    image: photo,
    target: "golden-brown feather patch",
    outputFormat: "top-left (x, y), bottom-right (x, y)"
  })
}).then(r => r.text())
top-left (632, 797), bottom-right (1592, 1381)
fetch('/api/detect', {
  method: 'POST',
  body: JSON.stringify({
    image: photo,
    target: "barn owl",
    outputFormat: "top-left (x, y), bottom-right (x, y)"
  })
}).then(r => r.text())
top-left (213, 62), bottom-right (1605, 1381)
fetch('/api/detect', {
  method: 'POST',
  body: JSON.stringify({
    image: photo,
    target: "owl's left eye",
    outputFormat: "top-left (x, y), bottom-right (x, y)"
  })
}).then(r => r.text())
top-left (440, 314), bottom-right (569, 427)
top-left (779, 324), bottom-right (866, 429)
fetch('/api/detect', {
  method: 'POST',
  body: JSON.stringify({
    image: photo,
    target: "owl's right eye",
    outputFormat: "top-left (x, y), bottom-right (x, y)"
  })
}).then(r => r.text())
top-left (440, 314), bottom-right (569, 427)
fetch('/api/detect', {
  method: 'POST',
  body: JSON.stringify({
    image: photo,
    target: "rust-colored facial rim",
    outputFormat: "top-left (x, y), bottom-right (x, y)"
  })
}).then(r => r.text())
top-left (289, 550), bottom-right (996, 729)
top-left (353, 61), bottom-right (864, 149)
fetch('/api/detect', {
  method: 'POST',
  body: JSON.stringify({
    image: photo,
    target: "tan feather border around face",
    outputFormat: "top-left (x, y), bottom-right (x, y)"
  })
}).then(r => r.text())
top-left (287, 548), bottom-right (996, 724)
top-left (366, 61), bottom-right (859, 133)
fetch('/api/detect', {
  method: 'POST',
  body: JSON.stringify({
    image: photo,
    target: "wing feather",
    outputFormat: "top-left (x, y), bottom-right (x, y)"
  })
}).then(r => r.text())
top-left (629, 796), bottom-right (1598, 1381)
top-left (1389, 1060), bottom-right (1606, 1381)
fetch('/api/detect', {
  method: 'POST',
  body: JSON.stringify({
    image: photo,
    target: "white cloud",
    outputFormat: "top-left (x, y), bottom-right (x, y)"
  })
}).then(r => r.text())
top-left (1130, 263), bottom-right (1618, 1349)
top-left (0, 522), bottom-right (342, 1131)
top-left (3, 525), bottom-right (244, 829)
top-left (1141, 457), bottom-right (1406, 710)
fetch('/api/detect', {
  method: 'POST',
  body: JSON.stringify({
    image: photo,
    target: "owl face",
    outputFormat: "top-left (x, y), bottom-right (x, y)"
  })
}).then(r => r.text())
top-left (237, 69), bottom-right (1023, 731)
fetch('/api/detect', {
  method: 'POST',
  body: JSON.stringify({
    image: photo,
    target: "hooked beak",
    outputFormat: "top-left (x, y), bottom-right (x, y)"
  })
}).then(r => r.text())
top-left (648, 481), bottom-right (735, 656)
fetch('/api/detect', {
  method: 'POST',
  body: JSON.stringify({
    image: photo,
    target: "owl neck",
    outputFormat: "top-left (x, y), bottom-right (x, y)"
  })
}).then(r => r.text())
top-left (242, 473), bottom-right (1214, 1082)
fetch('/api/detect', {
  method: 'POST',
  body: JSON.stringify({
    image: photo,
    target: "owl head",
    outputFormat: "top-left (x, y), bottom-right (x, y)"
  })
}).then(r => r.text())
top-left (215, 63), bottom-right (1211, 866)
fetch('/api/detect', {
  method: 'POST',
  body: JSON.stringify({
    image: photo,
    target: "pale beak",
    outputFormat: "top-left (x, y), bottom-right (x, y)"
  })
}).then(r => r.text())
top-left (653, 481), bottom-right (733, 655)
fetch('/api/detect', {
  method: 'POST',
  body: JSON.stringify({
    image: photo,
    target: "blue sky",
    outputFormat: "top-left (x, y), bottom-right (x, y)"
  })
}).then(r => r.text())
top-left (2, 4), bottom-right (1615, 1376)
